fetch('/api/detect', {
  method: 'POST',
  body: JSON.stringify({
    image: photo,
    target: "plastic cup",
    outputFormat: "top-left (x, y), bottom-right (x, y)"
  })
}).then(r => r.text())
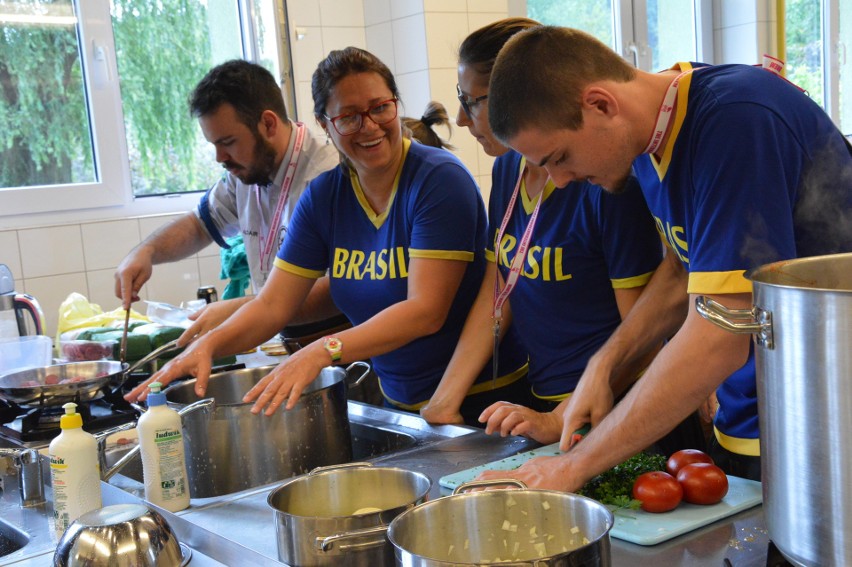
top-left (0, 335), bottom-right (53, 374)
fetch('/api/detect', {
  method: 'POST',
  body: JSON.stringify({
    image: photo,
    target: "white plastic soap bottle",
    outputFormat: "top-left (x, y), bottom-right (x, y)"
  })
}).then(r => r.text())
top-left (48, 402), bottom-right (102, 536)
top-left (137, 382), bottom-right (190, 511)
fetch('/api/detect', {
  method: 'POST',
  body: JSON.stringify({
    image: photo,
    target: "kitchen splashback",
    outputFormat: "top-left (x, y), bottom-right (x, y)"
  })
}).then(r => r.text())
top-left (0, 214), bottom-right (221, 339)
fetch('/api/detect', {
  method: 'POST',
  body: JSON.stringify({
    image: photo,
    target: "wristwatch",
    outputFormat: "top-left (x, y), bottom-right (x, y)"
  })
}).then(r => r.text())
top-left (322, 335), bottom-right (343, 364)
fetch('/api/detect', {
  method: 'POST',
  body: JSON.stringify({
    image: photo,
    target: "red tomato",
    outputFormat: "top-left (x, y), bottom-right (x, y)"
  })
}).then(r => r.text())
top-left (677, 463), bottom-right (729, 505)
top-left (632, 471), bottom-right (683, 513)
top-left (666, 449), bottom-right (714, 477)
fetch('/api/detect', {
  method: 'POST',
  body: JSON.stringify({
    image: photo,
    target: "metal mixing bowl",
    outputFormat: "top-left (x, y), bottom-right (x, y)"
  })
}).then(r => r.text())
top-left (53, 503), bottom-right (191, 566)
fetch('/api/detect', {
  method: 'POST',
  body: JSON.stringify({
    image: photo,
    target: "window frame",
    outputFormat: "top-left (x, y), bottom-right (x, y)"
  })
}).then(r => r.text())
top-left (0, 0), bottom-right (291, 229)
top-left (617, 0), bottom-right (714, 71)
top-left (822, 0), bottom-right (841, 127)
top-left (0, 0), bottom-right (131, 220)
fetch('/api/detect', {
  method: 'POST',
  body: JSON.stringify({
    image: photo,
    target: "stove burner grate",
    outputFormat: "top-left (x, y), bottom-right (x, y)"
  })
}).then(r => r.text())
top-left (0, 392), bottom-right (138, 445)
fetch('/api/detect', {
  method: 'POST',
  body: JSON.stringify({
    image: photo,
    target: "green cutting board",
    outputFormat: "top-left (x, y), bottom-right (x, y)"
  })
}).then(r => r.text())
top-left (439, 443), bottom-right (763, 546)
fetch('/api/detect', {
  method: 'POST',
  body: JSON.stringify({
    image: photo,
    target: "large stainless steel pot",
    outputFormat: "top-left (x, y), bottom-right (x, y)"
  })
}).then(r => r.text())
top-left (387, 480), bottom-right (613, 566)
top-left (696, 252), bottom-right (852, 567)
top-left (267, 462), bottom-right (432, 567)
top-left (163, 362), bottom-right (369, 498)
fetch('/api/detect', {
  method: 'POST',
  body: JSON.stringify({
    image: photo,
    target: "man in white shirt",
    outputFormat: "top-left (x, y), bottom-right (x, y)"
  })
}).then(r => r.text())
top-left (115, 60), bottom-right (340, 340)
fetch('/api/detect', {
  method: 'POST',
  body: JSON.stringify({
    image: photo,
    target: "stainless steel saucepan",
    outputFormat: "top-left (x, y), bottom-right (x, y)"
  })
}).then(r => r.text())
top-left (0, 340), bottom-right (180, 408)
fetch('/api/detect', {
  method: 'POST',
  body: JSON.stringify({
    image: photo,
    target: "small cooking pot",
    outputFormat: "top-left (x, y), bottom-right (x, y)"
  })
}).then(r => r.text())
top-left (387, 480), bottom-right (613, 566)
top-left (0, 341), bottom-right (178, 408)
top-left (267, 462), bottom-right (431, 567)
top-left (163, 362), bottom-right (370, 498)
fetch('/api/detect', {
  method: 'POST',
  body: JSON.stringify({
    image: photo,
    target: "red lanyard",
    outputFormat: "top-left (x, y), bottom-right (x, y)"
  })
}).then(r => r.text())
top-left (258, 122), bottom-right (306, 274)
top-left (643, 69), bottom-right (692, 155)
top-left (493, 165), bottom-right (545, 321)
top-left (490, 164), bottom-right (544, 381)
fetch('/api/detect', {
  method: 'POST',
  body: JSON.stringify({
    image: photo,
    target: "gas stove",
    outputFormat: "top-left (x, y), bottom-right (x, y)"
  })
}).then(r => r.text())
top-left (0, 391), bottom-right (138, 449)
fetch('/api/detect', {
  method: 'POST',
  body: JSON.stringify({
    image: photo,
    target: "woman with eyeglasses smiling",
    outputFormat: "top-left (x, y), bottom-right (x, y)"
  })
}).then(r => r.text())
top-left (421, 19), bottom-right (704, 456)
top-left (137, 46), bottom-right (529, 423)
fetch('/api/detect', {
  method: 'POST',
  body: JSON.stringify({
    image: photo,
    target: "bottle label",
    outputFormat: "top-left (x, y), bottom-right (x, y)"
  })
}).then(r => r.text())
top-left (50, 459), bottom-right (101, 535)
top-left (152, 427), bottom-right (188, 499)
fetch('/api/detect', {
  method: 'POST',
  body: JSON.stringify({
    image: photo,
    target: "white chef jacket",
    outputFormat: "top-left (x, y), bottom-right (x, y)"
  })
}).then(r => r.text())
top-left (195, 122), bottom-right (339, 292)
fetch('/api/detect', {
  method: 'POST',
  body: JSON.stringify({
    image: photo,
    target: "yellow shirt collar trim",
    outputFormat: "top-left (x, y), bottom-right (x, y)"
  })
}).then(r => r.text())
top-left (518, 156), bottom-right (556, 214)
top-left (651, 62), bottom-right (694, 180)
top-left (350, 137), bottom-right (411, 229)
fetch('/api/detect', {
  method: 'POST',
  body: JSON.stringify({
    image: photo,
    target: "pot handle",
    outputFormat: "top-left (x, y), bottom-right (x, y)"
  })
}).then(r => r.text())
top-left (13, 294), bottom-right (44, 336)
top-left (316, 525), bottom-right (388, 553)
top-left (99, 397), bottom-right (215, 481)
top-left (345, 361), bottom-right (371, 386)
top-left (695, 296), bottom-right (774, 349)
top-left (123, 339), bottom-right (184, 376)
top-left (453, 478), bottom-right (527, 495)
top-left (110, 339), bottom-right (185, 394)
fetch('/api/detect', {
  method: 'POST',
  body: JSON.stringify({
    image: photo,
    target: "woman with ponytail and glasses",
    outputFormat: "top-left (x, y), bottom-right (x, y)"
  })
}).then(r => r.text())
top-left (422, 19), bottom-right (704, 458)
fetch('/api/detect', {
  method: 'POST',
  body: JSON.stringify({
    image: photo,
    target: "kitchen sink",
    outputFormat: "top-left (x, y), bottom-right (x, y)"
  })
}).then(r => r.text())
top-left (104, 401), bottom-right (473, 499)
top-left (0, 519), bottom-right (28, 559)
top-left (108, 421), bottom-right (418, 484)
top-left (0, 402), bottom-right (477, 566)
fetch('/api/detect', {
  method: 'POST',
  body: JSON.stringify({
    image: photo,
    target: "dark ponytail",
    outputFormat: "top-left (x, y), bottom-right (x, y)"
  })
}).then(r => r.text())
top-left (402, 101), bottom-right (455, 150)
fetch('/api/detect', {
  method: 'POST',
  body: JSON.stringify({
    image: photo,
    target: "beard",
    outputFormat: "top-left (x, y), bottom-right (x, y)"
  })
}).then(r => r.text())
top-left (594, 157), bottom-right (635, 195)
top-left (602, 172), bottom-right (632, 195)
top-left (224, 132), bottom-right (278, 185)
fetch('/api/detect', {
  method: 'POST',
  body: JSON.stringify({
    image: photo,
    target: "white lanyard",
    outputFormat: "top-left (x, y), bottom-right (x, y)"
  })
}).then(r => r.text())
top-left (492, 165), bottom-right (544, 321)
top-left (643, 69), bottom-right (692, 155)
top-left (258, 122), bottom-right (307, 274)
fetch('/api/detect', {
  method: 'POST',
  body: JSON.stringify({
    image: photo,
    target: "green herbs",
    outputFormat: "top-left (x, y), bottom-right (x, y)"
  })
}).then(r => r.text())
top-left (577, 452), bottom-right (666, 509)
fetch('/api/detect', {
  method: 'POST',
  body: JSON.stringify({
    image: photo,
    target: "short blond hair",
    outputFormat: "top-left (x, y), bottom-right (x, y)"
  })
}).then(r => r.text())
top-left (489, 26), bottom-right (635, 142)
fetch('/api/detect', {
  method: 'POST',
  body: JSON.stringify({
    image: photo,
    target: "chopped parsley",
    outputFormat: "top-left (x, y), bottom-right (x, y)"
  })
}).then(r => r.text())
top-left (577, 452), bottom-right (666, 510)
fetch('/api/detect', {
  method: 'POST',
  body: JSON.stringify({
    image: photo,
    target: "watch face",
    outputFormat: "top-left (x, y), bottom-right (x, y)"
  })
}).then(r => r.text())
top-left (324, 336), bottom-right (342, 360)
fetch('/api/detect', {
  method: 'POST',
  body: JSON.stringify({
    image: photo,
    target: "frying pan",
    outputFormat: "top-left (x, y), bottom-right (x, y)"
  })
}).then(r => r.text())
top-left (0, 340), bottom-right (181, 408)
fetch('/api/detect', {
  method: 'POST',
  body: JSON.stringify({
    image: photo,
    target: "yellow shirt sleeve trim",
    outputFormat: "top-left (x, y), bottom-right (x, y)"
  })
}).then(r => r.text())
top-left (532, 389), bottom-right (572, 402)
top-left (409, 249), bottom-right (475, 262)
top-left (714, 427), bottom-right (760, 457)
top-left (687, 270), bottom-right (751, 294)
top-left (611, 270), bottom-right (655, 289)
top-left (484, 249), bottom-right (497, 263)
top-left (273, 257), bottom-right (325, 279)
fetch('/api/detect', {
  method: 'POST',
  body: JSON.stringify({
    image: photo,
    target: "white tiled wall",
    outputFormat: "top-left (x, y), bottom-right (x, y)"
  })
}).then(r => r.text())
top-left (0, 216), bottom-right (220, 340)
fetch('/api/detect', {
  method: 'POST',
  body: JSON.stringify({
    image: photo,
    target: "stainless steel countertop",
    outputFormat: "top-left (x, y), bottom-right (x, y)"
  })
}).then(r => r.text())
top-left (1, 402), bottom-right (775, 566)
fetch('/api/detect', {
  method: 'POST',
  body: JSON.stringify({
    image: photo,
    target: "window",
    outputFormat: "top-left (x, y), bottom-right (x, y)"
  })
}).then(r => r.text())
top-left (526, 0), bottom-right (713, 72)
top-left (785, 0), bottom-right (851, 134)
top-left (527, 0), bottom-right (613, 46)
top-left (0, 0), bottom-right (292, 218)
top-left (109, 0), bottom-right (242, 197)
top-left (0, 0), bottom-right (127, 215)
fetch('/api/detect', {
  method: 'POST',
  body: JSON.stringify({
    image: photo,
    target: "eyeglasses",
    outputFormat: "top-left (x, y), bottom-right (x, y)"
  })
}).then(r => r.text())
top-left (457, 84), bottom-right (488, 119)
top-left (324, 98), bottom-right (399, 136)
